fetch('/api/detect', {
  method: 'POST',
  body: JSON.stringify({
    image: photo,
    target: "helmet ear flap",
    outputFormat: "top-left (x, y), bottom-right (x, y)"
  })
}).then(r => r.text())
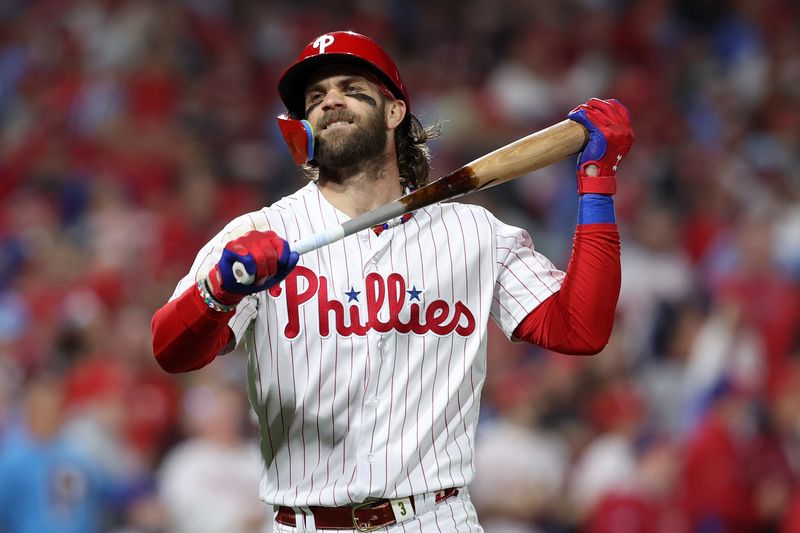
top-left (277, 114), bottom-right (315, 166)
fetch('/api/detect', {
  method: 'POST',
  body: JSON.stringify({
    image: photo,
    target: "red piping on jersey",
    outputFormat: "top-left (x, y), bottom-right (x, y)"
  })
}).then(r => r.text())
top-left (512, 223), bottom-right (621, 354)
top-left (151, 284), bottom-right (234, 373)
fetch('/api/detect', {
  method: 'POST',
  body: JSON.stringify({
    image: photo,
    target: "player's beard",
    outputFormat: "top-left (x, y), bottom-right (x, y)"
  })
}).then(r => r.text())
top-left (314, 103), bottom-right (387, 171)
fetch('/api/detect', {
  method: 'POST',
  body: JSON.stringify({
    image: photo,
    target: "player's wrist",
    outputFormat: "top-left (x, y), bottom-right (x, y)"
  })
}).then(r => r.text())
top-left (576, 162), bottom-right (617, 195)
top-left (577, 173), bottom-right (616, 195)
top-left (204, 266), bottom-right (245, 308)
top-left (577, 193), bottom-right (615, 225)
top-left (196, 279), bottom-right (239, 313)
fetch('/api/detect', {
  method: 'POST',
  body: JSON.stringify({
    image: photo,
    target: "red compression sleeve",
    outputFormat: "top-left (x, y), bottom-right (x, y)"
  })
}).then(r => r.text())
top-left (151, 284), bottom-right (235, 373)
top-left (513, 223), bottom-right (621, 355)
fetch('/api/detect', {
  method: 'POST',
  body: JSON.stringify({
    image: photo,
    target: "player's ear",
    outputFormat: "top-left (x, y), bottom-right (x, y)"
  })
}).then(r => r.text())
top-left (385, 99), bottom-right (406, 130)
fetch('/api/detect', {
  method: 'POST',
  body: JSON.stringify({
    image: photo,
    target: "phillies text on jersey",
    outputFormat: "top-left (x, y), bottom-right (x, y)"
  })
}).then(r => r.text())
top-left (269, 266), bottom-right (477, 339)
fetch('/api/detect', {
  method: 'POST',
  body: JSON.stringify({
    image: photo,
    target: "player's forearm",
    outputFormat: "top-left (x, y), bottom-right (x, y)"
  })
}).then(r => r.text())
top-left (151, 284), bottom-right (234, 373)
top-left (514, 222), bottom-right (620, 354)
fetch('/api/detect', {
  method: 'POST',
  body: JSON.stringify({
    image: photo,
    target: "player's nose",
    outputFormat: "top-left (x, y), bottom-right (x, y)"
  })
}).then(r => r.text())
top-left (320, 89), bottom-right (347, 111)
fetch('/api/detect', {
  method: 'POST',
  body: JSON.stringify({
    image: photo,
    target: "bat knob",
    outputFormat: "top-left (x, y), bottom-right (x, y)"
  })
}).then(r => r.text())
top-left (232, 261), bottom-right (256, 285)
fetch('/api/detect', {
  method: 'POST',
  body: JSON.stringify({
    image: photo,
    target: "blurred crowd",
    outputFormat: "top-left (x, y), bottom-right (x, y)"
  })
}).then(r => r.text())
top-left (1, 0), bottom-right (800, 531)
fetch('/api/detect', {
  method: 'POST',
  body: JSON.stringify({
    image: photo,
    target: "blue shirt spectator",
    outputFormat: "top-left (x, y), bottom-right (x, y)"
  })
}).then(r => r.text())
top-left (0, 375), bottom-right (110, 533)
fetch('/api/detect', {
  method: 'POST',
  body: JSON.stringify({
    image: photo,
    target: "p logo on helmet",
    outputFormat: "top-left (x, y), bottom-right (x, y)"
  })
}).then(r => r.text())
top-left (276, 30), bottom-right (410, 165)
top-left (313, 34), bottom-right (336, 54)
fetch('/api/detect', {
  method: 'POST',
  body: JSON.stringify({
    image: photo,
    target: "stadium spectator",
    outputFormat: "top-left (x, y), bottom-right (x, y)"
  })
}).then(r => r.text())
top-left (0, 374), bottom-right (115, 532)
top-left (158, 378), bottom-right (270, 533)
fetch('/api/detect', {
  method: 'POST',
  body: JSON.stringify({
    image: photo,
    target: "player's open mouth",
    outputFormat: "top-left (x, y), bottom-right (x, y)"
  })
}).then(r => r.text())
top-left (323, 121), bottom-right (353, 130)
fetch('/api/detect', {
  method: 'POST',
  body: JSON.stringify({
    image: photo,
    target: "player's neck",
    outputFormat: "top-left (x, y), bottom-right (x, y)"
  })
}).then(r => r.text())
top-left (316, 159), bottom-right (404, 218)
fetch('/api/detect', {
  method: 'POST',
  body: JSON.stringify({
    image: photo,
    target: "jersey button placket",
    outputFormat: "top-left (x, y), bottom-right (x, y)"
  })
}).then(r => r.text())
top-left (354, 329), bottom-right (384, 498)
top-left (362, 235), bottom-right (390, 273)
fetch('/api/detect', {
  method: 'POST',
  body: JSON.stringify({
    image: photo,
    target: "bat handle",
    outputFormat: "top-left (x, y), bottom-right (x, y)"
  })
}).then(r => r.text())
top-left (230, 225), bottom-right (347, 285)
top-left (292, 225), bottom-right (346, 255)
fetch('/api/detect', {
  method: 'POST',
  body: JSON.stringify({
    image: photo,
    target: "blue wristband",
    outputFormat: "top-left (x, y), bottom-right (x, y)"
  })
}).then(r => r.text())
top-left (578, 194), bottom-right (615, 224)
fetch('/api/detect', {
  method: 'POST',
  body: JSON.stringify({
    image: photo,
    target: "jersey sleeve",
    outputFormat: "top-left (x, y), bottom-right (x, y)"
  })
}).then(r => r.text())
top-left (490, 218), bottom-right (565, 339)
top-left (169, 213), bottom-right (266, 349)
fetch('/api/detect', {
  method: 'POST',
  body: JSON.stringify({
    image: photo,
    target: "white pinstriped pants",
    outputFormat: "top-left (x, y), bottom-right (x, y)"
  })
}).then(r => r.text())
top-left (272, 490), bottom-right (484, 533)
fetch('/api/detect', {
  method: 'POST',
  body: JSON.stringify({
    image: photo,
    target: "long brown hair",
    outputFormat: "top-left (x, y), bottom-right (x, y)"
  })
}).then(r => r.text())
top-left (396, 112), bottom-right (440, 190)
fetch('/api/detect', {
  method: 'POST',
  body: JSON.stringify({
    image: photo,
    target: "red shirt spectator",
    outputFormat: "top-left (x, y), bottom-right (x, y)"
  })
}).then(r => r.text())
top-left (682, 386), bottom-right (760, 532)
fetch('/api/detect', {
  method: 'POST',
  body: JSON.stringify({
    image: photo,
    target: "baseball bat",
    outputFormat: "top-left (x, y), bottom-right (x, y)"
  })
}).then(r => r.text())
top-left (233, 119), bottom-right (588, 284)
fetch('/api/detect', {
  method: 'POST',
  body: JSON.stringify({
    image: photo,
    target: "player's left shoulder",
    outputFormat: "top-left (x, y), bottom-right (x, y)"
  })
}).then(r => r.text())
top-left (424, 201), bottom-right (539, 248)
top-left (423, 200), bottom-right (496, 222)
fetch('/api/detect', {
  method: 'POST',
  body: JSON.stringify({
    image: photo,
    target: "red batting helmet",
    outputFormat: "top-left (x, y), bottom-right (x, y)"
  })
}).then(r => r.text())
top-left (278, 31), bottom-right (409, 118)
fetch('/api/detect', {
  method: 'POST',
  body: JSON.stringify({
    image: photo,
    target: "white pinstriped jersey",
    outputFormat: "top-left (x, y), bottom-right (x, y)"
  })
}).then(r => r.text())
top-left (171, 181), bottom-right (565, 508)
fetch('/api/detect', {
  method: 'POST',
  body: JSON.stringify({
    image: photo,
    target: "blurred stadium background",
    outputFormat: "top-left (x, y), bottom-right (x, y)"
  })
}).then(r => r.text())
top-left (1, 0), bottom-right (800, 532)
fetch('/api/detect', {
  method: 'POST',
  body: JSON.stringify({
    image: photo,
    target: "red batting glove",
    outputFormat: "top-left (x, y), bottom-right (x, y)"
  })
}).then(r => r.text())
top-left (567, 98), bottom-right (635, 195)
top-left (205, 230), bottom-right (299, 306)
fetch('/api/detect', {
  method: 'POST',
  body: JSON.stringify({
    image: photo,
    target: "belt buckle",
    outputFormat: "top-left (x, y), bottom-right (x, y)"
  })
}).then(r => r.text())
top-left (351, 500), bottom-right (385, 532)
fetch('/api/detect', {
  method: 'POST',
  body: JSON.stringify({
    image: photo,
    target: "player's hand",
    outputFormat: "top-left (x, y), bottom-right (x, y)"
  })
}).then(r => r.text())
top-left (206, 230), bottom-right (299, 305)
top-left (567, 98), bottom-right (634, 195)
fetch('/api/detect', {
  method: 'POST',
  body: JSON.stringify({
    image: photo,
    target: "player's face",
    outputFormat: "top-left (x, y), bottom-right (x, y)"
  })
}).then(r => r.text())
top-left (304, 69), bottom-right (389, 169)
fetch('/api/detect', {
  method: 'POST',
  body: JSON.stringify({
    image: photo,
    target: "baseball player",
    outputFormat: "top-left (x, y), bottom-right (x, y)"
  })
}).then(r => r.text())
top-left (152, 31), bottom-right (633, 532)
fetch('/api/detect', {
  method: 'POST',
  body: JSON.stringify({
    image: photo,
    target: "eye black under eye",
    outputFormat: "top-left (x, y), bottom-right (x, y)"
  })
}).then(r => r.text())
top-left (347, 93), bottom-right (378, 107)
